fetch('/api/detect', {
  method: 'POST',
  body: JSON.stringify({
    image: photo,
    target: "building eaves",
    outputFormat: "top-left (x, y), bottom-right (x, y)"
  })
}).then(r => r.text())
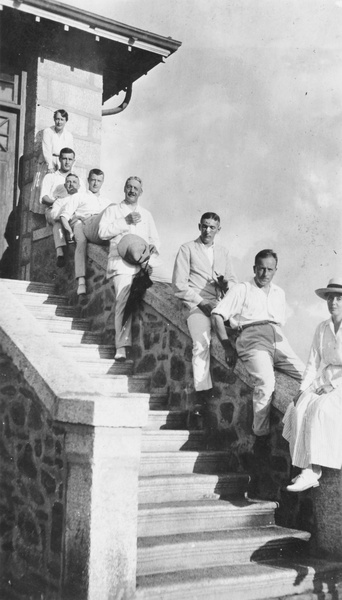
top-left (1, 0), bottom-right (181, 57)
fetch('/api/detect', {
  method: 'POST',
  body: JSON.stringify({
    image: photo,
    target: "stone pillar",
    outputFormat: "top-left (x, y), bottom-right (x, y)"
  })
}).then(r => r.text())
top-left (312, 470), bottom-right (342, 559)
top-left (20, 52), bottom-right (103, 280)
top-left (62, 423), bottom-right (142, 600)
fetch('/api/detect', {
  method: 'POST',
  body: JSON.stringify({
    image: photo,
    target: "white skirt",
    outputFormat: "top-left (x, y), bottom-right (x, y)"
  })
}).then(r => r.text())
top-left (283, 380), bottom-right (342, 470)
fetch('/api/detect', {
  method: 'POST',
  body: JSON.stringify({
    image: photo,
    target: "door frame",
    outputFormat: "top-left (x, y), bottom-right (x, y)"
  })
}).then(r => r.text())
top-left (0, 69), bottom-right (27, 277)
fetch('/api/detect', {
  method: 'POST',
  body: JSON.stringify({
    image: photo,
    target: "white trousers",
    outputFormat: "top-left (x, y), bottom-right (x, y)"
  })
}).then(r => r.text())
top-left (45, 208), bottom-right (66, 250)
top-left (283, 381), bottom-right (342, 470)
top-left (112, 264), bottom-right (171, 350)
top-left (187, 308), bottom-right (213, 392)
top-left (73, 215), bottom-right (107, 279)
top-left (236, 323), bottom-right (305, 436)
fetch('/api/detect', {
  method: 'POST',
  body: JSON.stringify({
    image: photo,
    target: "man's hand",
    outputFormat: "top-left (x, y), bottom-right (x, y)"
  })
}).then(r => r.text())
top-left (198, 301), bottom-right (213, 317)
top-left (125, 212), bottom-right (141, 225)
top-left (149, 244), bottom-right (157, 255)
top-left (41, 196), bottom-right (54, 206)
top-left (316, 384), bottom-right (334, 395)
top-left (221, 338), bottom-right (237, 369)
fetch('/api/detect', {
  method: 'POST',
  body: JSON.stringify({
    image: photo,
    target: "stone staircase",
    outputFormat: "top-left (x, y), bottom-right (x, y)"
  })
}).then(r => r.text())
top-left (3, 277), bottom-right (342, 600)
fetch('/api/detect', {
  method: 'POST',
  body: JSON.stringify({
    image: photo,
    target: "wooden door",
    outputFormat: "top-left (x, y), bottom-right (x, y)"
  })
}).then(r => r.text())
top-left (0, 109), bottom-right (17, 259)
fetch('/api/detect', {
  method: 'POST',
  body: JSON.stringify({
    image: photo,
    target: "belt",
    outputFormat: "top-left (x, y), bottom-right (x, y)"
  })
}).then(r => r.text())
top-left (240, 320), bottom-right (278, 331)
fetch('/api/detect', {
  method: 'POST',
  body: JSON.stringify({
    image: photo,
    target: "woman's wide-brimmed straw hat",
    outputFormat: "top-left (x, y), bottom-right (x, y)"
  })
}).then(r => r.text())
top-left (315, 277), bottom-right (342, 299)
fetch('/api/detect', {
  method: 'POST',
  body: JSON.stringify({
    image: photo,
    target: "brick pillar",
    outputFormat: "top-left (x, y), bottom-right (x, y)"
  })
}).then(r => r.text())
top-left (20, 54), bottom-right (103, 280)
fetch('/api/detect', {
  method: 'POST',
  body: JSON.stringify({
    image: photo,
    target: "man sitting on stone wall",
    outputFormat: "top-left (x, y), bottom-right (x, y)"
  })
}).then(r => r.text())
top-left (39, 147), bottom-right (85, 267)
top-left (58, 169), bottom-right (112, 295)
top-left (97, 176), bottom-right (162, 362)
top-left (172, 212), bottom-right (238, 425)
top-left (212, 248), bottom-right (305, 451)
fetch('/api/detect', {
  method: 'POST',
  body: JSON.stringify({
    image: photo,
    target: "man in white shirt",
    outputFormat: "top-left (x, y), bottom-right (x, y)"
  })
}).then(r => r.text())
top-left (98, 176), bottom-right (160, 362)
top-left (172, 212), bottom-right (237, 422)
top-left (212, 249), bottom-right (305, 440)
top-left (59, 169), bottom-right (111, 295)
top-left (40, 147), bottom-right (85, 267)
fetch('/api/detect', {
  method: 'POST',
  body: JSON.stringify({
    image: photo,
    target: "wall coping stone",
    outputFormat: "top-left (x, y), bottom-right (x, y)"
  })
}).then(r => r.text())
top-left (88, 243), bottom-right (299, 414)
top-left (0, 280), bottom-right (149, 429)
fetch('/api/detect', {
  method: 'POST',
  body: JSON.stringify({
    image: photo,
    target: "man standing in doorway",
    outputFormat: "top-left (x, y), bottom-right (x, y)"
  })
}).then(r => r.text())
top-left (212, 249), bottom-right (305, 445)
top-left (172, 212), bottom-right (237, 421)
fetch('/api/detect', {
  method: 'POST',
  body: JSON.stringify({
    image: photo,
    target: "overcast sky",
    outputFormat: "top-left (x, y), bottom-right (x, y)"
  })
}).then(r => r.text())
top-left (60, 0), bottom-right (342, 360)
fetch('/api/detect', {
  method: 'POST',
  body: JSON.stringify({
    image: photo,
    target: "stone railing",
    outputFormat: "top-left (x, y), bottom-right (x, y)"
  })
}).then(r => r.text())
top-left (0, 281), bottom-right (149, 600)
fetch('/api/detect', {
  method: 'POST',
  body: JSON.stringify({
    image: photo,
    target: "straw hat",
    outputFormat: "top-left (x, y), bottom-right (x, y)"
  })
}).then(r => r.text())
top-left (315, 277), bottom-right (342, 299)
top-left (117, 233), bottom-right (150, 265)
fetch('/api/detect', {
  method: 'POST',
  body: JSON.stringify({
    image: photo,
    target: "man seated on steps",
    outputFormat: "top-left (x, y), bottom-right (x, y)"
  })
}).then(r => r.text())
top-left (58, 169), bottom-right (112, 295)
top-left (212, 248), bottom-right (305, 454)
top-left (172, 212), bottom-right (238, 429)
top-left (40, 147), bottom-right (85, 267)
top-left (97, 176), bottom-right (162, 363)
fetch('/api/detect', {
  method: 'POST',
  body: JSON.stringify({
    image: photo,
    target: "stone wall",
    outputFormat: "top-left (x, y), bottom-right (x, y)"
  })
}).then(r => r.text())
top-left (0, 346), bottom-right (66, 600)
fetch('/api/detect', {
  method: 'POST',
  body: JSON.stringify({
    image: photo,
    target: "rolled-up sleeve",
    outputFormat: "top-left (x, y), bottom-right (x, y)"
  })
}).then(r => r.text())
top-left (211, 284), bottom-right (245, 321)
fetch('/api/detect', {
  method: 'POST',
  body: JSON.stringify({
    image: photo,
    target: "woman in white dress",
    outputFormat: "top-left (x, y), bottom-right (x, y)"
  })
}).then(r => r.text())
top-left (283, 277), bottom-right (342, 492)
top-left (30, 109), bottom-right (74, 213)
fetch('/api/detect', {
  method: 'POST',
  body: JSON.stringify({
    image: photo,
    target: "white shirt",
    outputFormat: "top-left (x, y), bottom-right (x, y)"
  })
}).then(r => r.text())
top-left (42, 126), bottom-right (74, 171)
top-left (203, 243), bottom-right (214, 268)
top-left (59, 192), bottom-right (112, 222)
top-left (98, 200), bottom-right (160, 278)
top-left (212, 279), bottom-right (286, 328)
top-left (39, 170), bottom-right (85, 205)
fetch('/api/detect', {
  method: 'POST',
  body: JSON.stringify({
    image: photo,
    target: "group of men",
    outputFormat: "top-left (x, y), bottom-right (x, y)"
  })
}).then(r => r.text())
top-left (41, 150), bottom-right (304, 441)
top-left (39, 147), bottom-right (160, 360)
top-left (173, 213), bottom-right (305, 442)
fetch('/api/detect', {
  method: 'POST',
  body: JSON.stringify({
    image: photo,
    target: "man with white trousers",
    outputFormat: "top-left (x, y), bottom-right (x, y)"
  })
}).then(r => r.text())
top-left (172, 212), bottom-right (237, 419)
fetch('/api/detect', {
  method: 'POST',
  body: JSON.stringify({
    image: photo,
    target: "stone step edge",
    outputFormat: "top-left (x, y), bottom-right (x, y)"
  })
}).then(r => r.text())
top-left (1, 278), bottom-right (56, 292)
top-left (135, 558), bottom-right (342, 599)
top-left (138, 497), bottom-right (277, 513)
top-left (137, 525), bottom-right (310, 548)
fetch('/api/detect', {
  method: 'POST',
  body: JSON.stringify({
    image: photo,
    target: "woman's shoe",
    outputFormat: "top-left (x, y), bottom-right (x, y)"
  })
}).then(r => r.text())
top-left (286, 469), bottom-right (321, 492)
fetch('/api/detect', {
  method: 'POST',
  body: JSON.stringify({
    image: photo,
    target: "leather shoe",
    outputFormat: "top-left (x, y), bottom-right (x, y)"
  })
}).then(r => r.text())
top-left (286, 469), bottom-right (321, 492)
top-left (56, 255), bottom-right (65, 268)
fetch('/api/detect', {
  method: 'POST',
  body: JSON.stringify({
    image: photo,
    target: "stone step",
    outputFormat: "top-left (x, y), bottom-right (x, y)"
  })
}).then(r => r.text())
top-left (138, 473), bottom-right (248, 504)
top-left (135, 557), bottom-right (342, 600)
top-left (146, 410), bottom-right (187, 430)
top-left (148, 393), bottom-right (168, 410)
top-left (9, 290), bottom-right (69, 306)
top-left (35, 314), bottom-right (92, 331)
top-left (1, 278), bottom-right (56, 294)
top-left (26, 303), bottom-right (78, 318)
top-left (136, 526), bottom-right (310, 576)
top-left (90, 373), bottom-right (151, 394)
top-left (139, 450), bottom-right (232, 476)
top-left (141, 430), bottom-right (205, 452)
top-left (63, 343), bottom-right (116, 360)
top-left (138, 497), bottom-right (276, 537)
top-left (75, 357), bottom-right (133, 376)
top-left (46, 328), bottom-right (104, 345)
